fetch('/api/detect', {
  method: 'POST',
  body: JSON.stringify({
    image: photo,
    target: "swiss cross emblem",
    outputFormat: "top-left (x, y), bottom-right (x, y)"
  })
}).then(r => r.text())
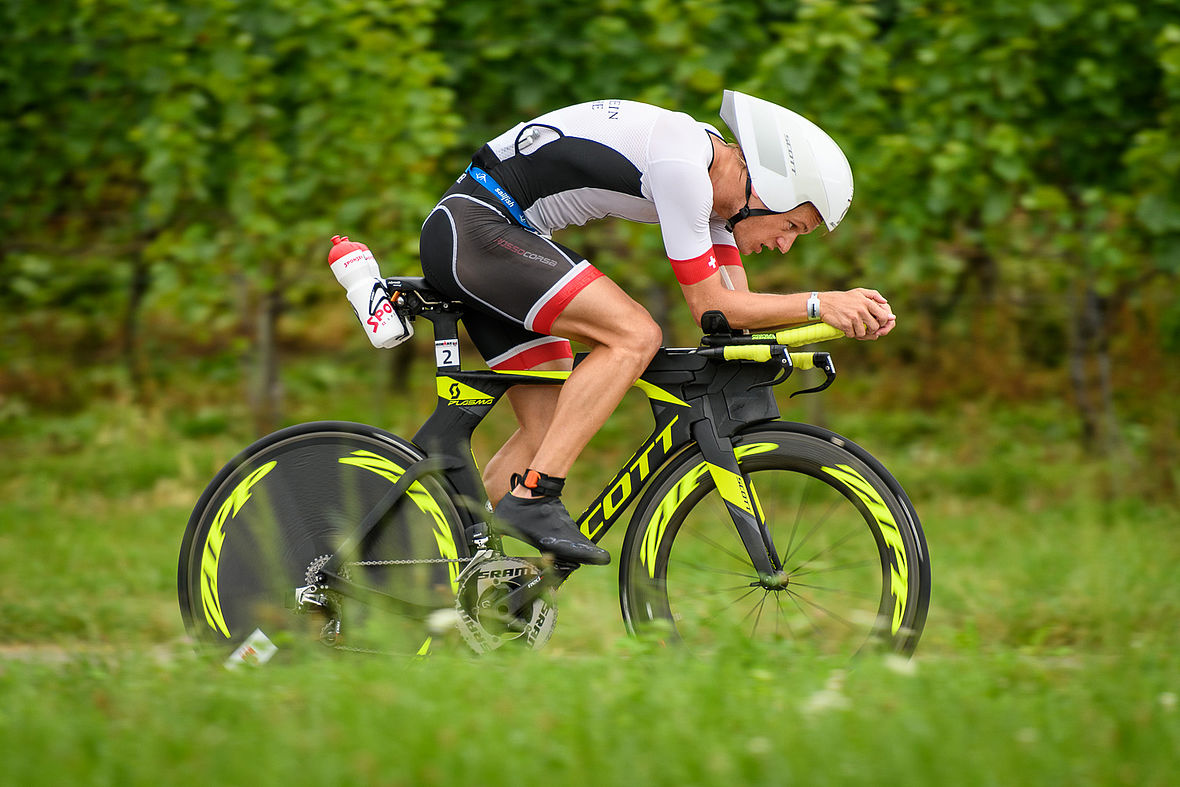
top-left (707, 255), bottom-right (717, 269)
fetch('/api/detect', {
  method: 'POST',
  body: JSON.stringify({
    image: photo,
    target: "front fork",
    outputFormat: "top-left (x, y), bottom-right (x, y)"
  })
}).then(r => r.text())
top-left (691, 421), bottom-right (782, 578)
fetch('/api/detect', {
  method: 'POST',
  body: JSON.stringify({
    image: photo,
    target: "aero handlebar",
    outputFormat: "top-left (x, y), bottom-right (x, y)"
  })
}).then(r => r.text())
top-left (754, 322), bottom-right (846, 347)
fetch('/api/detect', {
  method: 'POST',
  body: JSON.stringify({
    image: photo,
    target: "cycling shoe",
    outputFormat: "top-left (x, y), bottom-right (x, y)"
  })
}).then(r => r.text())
top-left (492, 494), bottom-right (610, 566)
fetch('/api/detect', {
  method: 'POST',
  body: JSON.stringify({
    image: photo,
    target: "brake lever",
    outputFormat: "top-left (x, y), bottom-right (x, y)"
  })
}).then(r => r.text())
top-left (790, 353), bottom-right (836, 397)
top-left (750, 346), bottom-right (793, 389)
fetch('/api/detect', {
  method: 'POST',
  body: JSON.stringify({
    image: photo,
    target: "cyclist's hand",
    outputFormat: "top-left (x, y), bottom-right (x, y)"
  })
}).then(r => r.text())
top-left (819, 289), bottom-right (895, 340)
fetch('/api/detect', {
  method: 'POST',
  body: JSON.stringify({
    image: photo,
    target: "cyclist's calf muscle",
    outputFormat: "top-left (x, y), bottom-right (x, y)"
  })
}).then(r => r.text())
top-left (484, 377), bottom-right (567, 506)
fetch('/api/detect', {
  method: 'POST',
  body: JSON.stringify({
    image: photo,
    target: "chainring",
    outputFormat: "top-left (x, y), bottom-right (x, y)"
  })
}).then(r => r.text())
top-left (455, 555), bottom-right (557, 653)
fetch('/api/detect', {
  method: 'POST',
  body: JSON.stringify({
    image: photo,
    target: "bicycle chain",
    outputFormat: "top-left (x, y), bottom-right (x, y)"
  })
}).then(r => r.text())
top-left (300, 553), bottom-right (555, 655)
top-left (346, 558), bottom-right (473, 567)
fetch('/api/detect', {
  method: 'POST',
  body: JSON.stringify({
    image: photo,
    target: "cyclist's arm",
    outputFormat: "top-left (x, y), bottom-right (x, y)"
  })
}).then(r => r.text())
top-left (710, 225), bottom-right (749, 292)
top-left (644, 128), bottom-right (892, 339)
top-left (691, 204), bottom-right (892, 337)
top-left (649, 167), bottom-right (753, 296)
top-left (718, 263), bottom-right (750, 292)
top-left (681, 274), bottom-right (896, 339)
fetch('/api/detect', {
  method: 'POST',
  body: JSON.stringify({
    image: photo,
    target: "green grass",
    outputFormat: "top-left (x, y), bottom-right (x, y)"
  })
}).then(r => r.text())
top-left (1, 357), bottom-right (1178, 785)
top-left (1, 647), bottom-right (1176, 786)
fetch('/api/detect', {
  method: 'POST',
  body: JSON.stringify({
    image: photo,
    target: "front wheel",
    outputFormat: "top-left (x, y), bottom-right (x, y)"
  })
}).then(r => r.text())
top-left (619, 423), bottom-right (930, 656)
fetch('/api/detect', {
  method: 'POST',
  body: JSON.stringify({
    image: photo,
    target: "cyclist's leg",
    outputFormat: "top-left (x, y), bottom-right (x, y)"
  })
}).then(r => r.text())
top-left (419, 187), bottom-right (657, 562)
top-left (479, 281), bottom-right (662, 505)
top-left (421, 187), bottom-right (660, 492)
top-left (483, 366), bottom-right (567, 506)
top-left (420, 189), bottom-right (573, 504)
top-left (488, 277), bottom-right (658, 565)
top-left (481, 277), bottom-right (661, 507)
top-left (517, 276), bottom-right (661, 485)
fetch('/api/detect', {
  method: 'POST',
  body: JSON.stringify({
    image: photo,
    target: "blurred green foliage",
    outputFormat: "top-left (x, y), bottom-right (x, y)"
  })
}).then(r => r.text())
top-left (1, 0), bottom-right (1177, 433)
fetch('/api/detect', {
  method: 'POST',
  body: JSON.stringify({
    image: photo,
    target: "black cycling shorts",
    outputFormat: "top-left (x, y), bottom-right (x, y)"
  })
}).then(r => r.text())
top-left (419, 174), bottom-right (603, 369)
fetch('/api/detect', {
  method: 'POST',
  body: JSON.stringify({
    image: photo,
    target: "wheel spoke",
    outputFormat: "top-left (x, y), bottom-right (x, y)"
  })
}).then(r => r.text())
top-left (781, 474), bottom-right (814, 567)
top-left (785, 587), bottom-right (862, 632)
top-left (781, 495), bottom-right (844, 567)
top-left (789, 557), bottom-right (877, 580)
top-left (746, 591), bottom-right (770, 636)
top-left (774, 591), bottom-right (789, 639)
top-left (788, 525), bottom-right (864, 575)
top-left (667, 584), bottom-right (761, 602)
top-left (687, 515), bottom-right (758, 568)
top-left (671, 558), bottom-right (756, 580)
top-left (694, 586), bottom-right (762, 627)
top-left (786, 580), bottom-right (879, 602)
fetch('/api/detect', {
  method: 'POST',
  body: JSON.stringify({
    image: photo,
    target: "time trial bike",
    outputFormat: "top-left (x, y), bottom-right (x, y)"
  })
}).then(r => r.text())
top-left (177, 276), bottom-right (930, 663)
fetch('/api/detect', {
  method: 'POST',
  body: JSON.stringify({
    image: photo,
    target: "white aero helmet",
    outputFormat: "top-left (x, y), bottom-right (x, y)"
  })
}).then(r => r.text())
top-left (719, 90), bottom-right (853, 232)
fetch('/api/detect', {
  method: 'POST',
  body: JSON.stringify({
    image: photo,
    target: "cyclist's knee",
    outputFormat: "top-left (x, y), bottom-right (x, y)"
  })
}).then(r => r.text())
top-left (632, 314), bottom-right (663, 360)
top-left (611, 313), bottom-right (662, 371)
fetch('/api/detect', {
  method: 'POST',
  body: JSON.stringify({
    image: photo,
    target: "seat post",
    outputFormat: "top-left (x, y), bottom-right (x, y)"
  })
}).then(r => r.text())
top-left (417, 302), bottom-right (463, 372)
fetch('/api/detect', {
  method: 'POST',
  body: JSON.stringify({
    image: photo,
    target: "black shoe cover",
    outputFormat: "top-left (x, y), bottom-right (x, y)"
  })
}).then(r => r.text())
top-left (493, 494), bottom-right (610, 565)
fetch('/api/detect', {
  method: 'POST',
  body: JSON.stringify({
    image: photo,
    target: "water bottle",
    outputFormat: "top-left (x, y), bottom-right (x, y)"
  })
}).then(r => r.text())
top-left (328, 235), bottom-right (412, 348)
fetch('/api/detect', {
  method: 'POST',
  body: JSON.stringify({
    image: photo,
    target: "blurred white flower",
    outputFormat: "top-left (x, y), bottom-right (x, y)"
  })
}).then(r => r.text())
top-left (801, 689), bottom-right (851, 714)
top-left (884, 654), bottom-right (918, 676)
top-left (426, 608), bottom-right (460, 636)
top-left (1015, 727), bottom-right (1040, 745)
top-left (801, 670), bottom-right (851, 714)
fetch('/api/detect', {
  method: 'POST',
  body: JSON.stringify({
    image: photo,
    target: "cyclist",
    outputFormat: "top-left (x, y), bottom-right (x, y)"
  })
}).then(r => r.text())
top-left (419, 90), bottom-right (894, 566)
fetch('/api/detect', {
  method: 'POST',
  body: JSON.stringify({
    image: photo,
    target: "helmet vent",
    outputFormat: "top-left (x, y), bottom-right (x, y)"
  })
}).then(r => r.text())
top-left (753, 119), bottom-right (791, 177)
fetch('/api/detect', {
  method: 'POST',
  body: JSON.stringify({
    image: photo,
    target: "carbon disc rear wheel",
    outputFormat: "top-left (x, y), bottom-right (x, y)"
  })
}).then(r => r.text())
top-left (177, 423), bottom-right (468, 660)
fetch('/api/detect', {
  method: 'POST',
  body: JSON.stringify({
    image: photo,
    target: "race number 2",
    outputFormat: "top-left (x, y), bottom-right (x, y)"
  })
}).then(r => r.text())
top-left (435, 339), bottom-right (459, 368)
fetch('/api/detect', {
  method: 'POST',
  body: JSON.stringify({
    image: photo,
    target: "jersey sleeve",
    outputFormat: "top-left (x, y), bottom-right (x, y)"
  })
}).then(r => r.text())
top-left (648, 159), bottom-right (722, 285)
top-left (710, 218), bottom-right (741, 269)
top-left (645, 113), bottom-right (731, 286)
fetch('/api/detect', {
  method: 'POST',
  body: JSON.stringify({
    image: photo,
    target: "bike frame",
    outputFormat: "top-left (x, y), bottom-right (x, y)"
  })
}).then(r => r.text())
top-left (401, 297), bottom-right (789, 582)
top-left (315, 279), bottom-right (842, 616)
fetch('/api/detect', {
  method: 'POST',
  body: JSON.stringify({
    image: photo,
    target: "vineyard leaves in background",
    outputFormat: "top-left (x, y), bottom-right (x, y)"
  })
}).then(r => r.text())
top-left (1, 0), bottom-right (1177, 442)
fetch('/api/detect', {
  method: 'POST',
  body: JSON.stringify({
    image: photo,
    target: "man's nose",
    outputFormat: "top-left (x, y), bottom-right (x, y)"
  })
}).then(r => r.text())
top-left (777, 233), bottom-right (798, 253)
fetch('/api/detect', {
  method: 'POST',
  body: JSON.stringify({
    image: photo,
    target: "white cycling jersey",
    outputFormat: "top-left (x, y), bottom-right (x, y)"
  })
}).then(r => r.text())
top-left (479, 99), bottom-right (740, 283)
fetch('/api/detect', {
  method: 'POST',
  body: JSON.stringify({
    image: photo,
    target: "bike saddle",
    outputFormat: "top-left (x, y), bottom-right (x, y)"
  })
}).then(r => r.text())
top-left (383, 276), bottom-right (442, 298)
top-left (382, 276), bottom-right (465, 312)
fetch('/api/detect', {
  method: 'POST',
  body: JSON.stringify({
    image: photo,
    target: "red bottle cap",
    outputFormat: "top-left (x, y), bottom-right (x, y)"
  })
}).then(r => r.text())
top-left (328, 234), bottom-right (367, 265)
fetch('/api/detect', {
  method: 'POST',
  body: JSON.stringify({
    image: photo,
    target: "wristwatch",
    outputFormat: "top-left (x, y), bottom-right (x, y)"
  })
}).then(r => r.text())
top-left (807, 291), bottom-right (821, 320)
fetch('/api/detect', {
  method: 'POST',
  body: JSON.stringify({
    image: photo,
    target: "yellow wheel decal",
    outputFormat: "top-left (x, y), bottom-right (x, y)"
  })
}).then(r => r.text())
top-left (200, 461), bottom-right (277, 638)
top-left (821, 464), bottom-right (910, 635)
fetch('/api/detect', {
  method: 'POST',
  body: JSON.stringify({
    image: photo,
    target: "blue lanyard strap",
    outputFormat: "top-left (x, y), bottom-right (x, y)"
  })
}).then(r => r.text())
top-left (465, 165), bottom-right (539, 233)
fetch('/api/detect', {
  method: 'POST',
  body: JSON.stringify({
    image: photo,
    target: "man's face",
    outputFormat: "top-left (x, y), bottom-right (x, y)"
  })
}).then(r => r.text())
top-left (732, 196), bottom-right (823, 256)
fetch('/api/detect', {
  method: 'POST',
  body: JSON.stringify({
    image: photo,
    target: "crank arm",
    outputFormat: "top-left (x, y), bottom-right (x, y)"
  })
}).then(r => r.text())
top-left (493, 567), bottom-right (557, 621)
